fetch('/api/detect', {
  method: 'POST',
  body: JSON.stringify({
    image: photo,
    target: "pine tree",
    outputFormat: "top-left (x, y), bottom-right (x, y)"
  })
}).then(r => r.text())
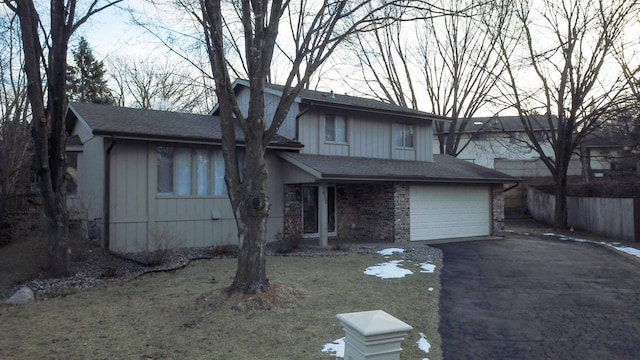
top-left (67, 37), bottom-right (114, 104)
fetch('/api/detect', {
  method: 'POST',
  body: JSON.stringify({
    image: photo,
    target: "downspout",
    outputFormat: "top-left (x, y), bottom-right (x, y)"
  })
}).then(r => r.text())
top-left (103, 136), bottom-right (117, 250)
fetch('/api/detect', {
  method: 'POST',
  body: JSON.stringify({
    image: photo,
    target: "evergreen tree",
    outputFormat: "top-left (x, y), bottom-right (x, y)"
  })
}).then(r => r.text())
top-left (67, 37), bottom-right (114, 104)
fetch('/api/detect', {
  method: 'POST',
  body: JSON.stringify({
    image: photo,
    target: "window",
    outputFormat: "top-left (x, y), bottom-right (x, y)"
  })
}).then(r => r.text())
top-left (157, 146), bottom-right (229, 196)
top-left (325, 114), bottom-right (347, 143)
top-left (65, 152), bottom-right (79, 195)
top-left (393, 123), bottom-right (414, 148)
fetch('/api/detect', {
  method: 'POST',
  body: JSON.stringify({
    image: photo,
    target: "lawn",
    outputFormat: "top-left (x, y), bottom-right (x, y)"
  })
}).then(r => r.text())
top-left (0, 253), bottom-right (442, 359)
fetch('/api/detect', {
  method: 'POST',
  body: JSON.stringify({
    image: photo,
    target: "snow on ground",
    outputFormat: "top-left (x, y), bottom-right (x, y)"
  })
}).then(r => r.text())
top-left (364, 249), bottom-right (438, 279)
top-left (418, 262), bottom-right (436, 273)
top-left (543, 233), bottom-right (640, 258)
top-left (607, 244), bottom-right (640, 258)
top-left (377, 248), bottom-right (405, 256)
top-left (418, 332), bottom-right (431, 360)
top-left (321, 337), bottom-right (345, 358)
top-left (322, 248), bottom-right (438, 357)
top-left (364, 260), bottom-right (414, 279)
top-left (321, 333), bottom-right (432, 359)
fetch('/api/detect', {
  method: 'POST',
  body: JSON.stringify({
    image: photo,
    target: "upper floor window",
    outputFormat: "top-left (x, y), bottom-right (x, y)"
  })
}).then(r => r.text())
top-left (157, 146), bottom-right (227, 196)
top-left (393, 123), bottom-right (414, 148)
top-left (325, 114), bottom-right (347, 143)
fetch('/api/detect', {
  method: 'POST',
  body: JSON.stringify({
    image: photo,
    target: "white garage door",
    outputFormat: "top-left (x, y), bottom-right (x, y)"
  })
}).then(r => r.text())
top-left (410, 185), bottom-right (490, 241)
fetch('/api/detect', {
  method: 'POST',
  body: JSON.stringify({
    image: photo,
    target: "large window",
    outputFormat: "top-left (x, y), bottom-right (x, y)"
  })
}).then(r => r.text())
top-left (157, 146), bottom-right (228, 196)
top-left (393, 123), bottom-right (414, 148)
top-left (325, 114), bottom-right (347, 143)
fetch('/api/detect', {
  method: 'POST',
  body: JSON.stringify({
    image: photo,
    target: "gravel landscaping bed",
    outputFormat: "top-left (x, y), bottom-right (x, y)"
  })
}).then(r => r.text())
top-left (4, 242), bottom-right (443, 300)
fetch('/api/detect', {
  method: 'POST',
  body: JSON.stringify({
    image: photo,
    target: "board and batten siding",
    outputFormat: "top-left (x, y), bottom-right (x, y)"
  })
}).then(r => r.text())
top-left (235, 89), bottom-right (297, 140)
top-left (298, 110), bottom-right (433, 162)
top-left (108, 140), bottom-right (285, 253)
top-left (68, 117), bottom-right (107, 222)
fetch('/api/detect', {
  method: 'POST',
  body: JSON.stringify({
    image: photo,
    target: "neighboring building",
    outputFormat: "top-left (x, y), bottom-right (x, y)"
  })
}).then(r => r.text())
top-left (434, 116), bottom-right (632, 212)
top-left (433, 115), bottom-right (558, 170)
top-left (66, 79), bottom-right (517, 253)
top-left (582, 131), bottom-right (635, 177)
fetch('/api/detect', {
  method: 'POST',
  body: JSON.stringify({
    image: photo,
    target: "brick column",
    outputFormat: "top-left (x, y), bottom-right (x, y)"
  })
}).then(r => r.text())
top-left (393, 183), bottom-right (410, 243)
top-left (491, 184), bottom-right (505, 235)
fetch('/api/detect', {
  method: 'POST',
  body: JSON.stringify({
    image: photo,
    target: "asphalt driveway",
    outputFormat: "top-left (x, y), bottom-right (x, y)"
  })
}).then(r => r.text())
top-left (433, 235), bottom-right (640, 359)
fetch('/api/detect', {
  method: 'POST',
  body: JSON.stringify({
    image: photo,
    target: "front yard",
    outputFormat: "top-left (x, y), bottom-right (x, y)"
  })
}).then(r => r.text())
top-left (0, 249), bottom-right (441, 359)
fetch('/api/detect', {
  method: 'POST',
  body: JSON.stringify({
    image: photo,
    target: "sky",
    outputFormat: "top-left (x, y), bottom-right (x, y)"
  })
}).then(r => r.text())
top-left (68, 0), bottom-right (640, 119)
top-left (74, 2), bottom-right (161, 62)
top-left (321, 248), bottom-right (436, 359)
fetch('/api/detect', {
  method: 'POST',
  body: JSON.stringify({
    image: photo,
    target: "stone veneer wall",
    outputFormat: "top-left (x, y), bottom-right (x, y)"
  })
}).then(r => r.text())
top-left (336, 183), bottom-right (396, 243)
top-left (393, 183), bottom-right (410, 242)
top-left (284, 182), bottom-right (505, 244)
top-left (491, 184), bottom-right (505, 235)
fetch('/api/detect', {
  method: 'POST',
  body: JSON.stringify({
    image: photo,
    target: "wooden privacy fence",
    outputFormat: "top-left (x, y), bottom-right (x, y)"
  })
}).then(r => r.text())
top-left (527, 187), bottom-right (640, 242)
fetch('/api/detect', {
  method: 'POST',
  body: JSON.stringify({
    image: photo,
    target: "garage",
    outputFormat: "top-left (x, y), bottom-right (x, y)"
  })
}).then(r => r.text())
top-left (410, 185), bottom-right (491, 241)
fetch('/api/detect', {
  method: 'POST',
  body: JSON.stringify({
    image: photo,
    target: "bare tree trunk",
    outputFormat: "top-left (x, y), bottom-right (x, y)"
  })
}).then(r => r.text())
top-left (553, 171), bottom-right (568, 229)
top-left (552, 139), bottom-right (573, 229)
top-left (580, 142), bottom-right (590, 183)
top-left (231, 203), bottom-right (269, 294)
top-left (8, 0), bottom-right (123, 277)
top-left (229, 133), bottom-right (270, 294)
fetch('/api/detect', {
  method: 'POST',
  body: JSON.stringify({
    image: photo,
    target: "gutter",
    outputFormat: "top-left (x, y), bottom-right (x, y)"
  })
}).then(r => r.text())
top-left (103, 136), bottom-right (117, 249)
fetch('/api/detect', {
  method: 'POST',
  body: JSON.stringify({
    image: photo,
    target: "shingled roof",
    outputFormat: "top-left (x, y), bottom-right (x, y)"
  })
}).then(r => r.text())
top-left (280, 152), bottom-right (517, 183)
top-left (438, 115), bottom-right (558, 134)
top-left (224, 79), bottom-right (449, 122)
top-left (67, 102), bottom-right (302, 148)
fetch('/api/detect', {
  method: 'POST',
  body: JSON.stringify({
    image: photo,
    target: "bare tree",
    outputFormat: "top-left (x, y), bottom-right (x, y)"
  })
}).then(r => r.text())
top-left (497, 0), bottom-right (638, 228)
top-left (108, 56), bottom-right (216, 113)
top-left (4, 0), bottom-right (123, 276)
top-left (344, 0), bottom-right (515, 156)
top-left (181, 0), bottom-right (424, 294)
top-left (0, 12), bottom-right (31, 196)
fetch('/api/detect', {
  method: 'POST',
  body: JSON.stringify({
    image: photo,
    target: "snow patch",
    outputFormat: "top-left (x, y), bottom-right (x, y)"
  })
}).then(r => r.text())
top-left (418, 332), bottom-right (431, 359)
top-left (428, 287), bottom-right (434, 292)
top-left (377, 248), bottom-right (405, 256)
top-left (609, 245), bottom-right (640, 258)
top-left (321, 337), bottom-right (345, 358)
top-left (364, 260), bottom-right (413, 279)
top-left (541, 232), bottom-right (640, 259)
top-left (418, 262), bottom-right (436, 273)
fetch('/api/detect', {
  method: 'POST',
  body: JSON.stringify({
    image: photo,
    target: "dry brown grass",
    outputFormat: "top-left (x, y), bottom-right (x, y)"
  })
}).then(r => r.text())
top-left (0, 254), bottom-right (442, 359)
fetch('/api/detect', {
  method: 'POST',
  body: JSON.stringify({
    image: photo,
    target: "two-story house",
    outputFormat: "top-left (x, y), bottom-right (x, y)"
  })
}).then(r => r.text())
top-left (66, 79), bottom-right (516, 253)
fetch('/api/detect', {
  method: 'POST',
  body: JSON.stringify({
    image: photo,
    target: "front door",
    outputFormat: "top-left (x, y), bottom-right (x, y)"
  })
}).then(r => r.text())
top-left (302, 185), bottom-right (336, 237)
